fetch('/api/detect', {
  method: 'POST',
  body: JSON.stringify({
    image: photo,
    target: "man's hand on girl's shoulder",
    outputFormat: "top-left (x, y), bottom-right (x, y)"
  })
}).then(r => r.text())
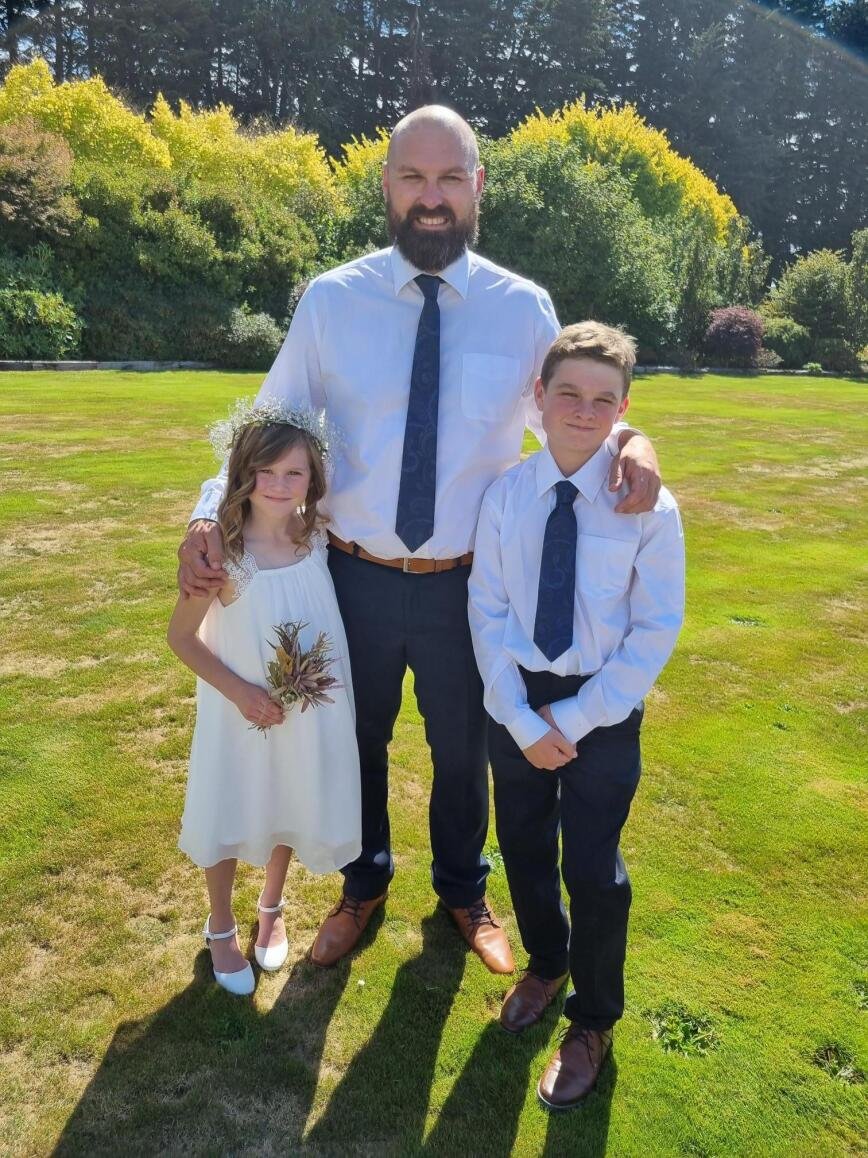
top-left (178, 520), bottom-right (229, 598)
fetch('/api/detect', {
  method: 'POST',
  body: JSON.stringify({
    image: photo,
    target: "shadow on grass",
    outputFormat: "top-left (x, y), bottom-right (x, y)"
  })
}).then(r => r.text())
top-left (52, 945), bottom-right (351, 1155)
top-left (52, 906), bottom-right (614, 1155)
top-left (421, 995), bottom-right (616, 1157)
top-left (305, 909), bottom-right (466, 1153)
top-left (421, 1017), bottom-right (540, 1156)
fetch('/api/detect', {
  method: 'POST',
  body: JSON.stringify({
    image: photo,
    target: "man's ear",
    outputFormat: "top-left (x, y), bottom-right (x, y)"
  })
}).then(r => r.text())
top-left (475, 165), bottom-right (485, 198)
top-left (618, 394), bottom-right (630, 421)
top-left (533, 376), bottom-right (545, 412)
top-left (381, 161), bottom-right (389, 202)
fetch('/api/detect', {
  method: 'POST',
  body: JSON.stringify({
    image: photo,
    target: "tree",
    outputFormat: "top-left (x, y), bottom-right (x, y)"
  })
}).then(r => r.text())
top-left (415, 0), bottom-right (613, 137)
top-left (481, 135), bottom-right (677, 352)
top-left (703, 306), bottom-right (764, 368)
top-left (764, 243), bottom-right (861, 366)
top-left (845, 228), bottom-right (868, 348)
top-left (759, 0), bottom-right (827, 31)
top-left (1, 1), bottom-right (32, 67)
top-left (761, 315), bottom-right (811, 367)
top-left (0, 116), bottom-right (78, 246)
top-left (828, 0), bottom-right (868, 54)
top-left (605, 0), bottom-right (868, 273)
top-left (767, 248), bottom-right (850, 340)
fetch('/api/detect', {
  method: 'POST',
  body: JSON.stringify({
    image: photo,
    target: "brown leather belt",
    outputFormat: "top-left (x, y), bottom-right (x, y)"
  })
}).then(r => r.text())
top-left (327, 532), bottom-right (473, 574)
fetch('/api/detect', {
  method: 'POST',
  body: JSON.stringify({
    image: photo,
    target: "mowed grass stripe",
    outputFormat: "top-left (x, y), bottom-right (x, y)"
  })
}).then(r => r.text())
top-left (0, 371), bottom-right (865, 1156)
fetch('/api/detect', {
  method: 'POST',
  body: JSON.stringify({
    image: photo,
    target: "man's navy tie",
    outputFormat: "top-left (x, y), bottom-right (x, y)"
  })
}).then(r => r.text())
top-left (395, 274), bottom-right (442, 552)
top-left (533, 480), bottom-right (579, 662)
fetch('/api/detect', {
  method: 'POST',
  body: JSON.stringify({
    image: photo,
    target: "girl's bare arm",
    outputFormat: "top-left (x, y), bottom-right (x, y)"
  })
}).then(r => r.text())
top-left (167, 591), bottom-right (284, 727)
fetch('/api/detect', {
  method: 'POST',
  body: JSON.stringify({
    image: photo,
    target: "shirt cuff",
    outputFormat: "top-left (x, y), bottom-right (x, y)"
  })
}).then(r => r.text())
top-left (190, 491), bottom-right (220, 525)
top-left (507, 707), bottom-right (551, 752)
top-left (549, 697), bottom-right (592, 746)
top-left (606, 419), bottom-right (644, 456)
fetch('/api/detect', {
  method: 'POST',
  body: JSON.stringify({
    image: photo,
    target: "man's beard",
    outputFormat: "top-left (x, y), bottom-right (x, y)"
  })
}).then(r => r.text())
top-left (387, 199), bottom-right (479, 272)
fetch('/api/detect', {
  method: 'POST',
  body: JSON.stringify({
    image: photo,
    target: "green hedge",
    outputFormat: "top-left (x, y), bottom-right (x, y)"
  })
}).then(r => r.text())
top-left (0, 286), bottom-right (81, 358)
top-left (8, 60), bottom-right (863, 367)
top-left (762, 316), bottom-right (811, 368)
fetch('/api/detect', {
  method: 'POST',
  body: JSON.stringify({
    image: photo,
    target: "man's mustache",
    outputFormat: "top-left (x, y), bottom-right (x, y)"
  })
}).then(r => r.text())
top-left (406, 205), bottom-right (456, 226)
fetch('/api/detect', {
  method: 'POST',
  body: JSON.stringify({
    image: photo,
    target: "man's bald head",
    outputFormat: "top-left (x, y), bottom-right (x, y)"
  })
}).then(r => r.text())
top-left (383, 105), bottom-right (484, 272)
top-left (387, 105), bottom-right (479, 173)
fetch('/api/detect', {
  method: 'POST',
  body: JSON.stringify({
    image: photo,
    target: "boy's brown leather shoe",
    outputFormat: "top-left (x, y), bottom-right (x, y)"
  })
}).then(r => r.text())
top-left (537, 1025), bottom-right (613, 1110)
top-left (310, 891), bottom-right (387, 967)
top-left (446, 897), bottom-right (515, 974)
top-left (500, 971), bottom-right (569, 1033)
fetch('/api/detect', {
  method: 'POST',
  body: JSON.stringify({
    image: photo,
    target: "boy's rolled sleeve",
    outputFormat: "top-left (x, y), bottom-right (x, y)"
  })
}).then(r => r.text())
top-left (549, 502), bottom-right (685, 744)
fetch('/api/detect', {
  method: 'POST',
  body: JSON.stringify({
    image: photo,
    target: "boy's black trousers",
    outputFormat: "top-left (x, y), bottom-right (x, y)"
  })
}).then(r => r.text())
top-left (328, 546), bottom-right (489, 908)
top-left (489, 667), bottom-right (643, 1031)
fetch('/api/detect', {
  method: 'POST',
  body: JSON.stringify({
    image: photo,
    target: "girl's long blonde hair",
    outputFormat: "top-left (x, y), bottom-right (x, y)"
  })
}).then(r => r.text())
top-left (217, 422), bottom-right (327, 562)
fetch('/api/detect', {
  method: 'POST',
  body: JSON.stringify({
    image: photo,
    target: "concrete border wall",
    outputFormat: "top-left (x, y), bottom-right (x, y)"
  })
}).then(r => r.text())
top-left (0, 360), bottom-right (213, 371)
top-left (0, 360), bottom-right (860, 377)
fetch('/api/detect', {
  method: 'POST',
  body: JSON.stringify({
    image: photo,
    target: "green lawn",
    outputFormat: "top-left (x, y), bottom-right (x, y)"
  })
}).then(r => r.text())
top-left (0, 371), bottom-right (865, 1157)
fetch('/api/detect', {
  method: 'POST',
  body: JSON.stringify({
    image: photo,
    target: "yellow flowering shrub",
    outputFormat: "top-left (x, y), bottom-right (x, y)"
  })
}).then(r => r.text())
top-left (0, 59), bottom-right (170, 171)
top-left (332, 131), bottom-right (389, 192)
top-left (511, 102), bottom-right (737, 241)
top-left (0, 56), bottom-right (53, 113)
top-left (0, 64), bottom-right (763, 359)
top-left (150, 95), bottom-right (337, 217)
top-left (484, 101), bottom-right (758, 352)
top-left (329, 131), bottom-right (390, 257)
top-left (250, 126), bottom-right (337, 212)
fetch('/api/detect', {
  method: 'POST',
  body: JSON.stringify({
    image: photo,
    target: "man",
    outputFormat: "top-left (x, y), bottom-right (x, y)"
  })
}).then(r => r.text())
top-left (178, 106), bottom-right (661, 974)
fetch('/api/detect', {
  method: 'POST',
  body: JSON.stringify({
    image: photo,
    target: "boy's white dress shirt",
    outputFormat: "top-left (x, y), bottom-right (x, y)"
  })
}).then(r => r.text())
top-left (468, 442), bottom-right (685, 752)
top-left (192, 246), bottom-right (562, 559)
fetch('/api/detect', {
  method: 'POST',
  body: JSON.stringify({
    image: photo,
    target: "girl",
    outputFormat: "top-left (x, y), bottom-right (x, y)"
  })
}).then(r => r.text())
top-left (168, 401), bottom-right (361, 995)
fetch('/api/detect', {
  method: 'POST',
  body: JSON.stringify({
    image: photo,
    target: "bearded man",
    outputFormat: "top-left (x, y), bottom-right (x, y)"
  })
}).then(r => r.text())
top-left (178, 106), bottom-right (661, 973)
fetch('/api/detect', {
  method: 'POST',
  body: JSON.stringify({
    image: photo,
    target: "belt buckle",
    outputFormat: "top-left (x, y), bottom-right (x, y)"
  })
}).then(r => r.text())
top-left (402, 557), bottom-right (412, 573)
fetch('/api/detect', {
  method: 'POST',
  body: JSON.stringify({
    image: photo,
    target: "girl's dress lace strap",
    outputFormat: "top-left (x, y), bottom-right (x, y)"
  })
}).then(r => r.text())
top-left (310, 525), bottom-right (328, 555)
top-left (224, 549), bottom-right (257, 597)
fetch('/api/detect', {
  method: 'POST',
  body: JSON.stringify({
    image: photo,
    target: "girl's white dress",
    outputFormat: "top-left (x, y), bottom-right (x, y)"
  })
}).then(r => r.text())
top-left (178, 536), bottom-right (362, 872)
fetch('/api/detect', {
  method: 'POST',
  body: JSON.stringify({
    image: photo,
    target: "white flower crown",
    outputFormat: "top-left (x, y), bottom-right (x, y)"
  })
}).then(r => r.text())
top-left (208, 396), bottom-right (343, 472)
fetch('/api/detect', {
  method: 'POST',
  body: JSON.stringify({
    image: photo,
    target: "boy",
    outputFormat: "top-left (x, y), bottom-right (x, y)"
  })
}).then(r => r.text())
top-left (468, 321), bottom-right (685, 1109)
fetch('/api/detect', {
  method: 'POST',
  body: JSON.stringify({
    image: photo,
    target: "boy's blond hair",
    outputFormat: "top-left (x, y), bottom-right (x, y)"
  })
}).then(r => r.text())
top-left (540, 321), bottom-right (637, 396)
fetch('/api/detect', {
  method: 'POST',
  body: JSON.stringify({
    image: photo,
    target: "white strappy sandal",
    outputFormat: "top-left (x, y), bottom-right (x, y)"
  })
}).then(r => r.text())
top-left (255, 893), bottom-right (289, 971)
top-left (203, 916), bottom-right (255, 996)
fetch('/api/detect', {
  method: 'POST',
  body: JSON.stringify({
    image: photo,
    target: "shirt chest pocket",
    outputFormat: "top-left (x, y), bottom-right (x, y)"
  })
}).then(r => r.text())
top-left (460, 353), bottom-right (522, 422)
top-left (576, 534), bottom-right (637, 598)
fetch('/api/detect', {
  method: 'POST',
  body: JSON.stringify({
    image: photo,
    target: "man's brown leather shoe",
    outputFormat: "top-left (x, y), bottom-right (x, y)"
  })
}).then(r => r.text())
top-left (446, 897), bottom-right (515, 974)
top-left (500, 971), bottom-right (569, 1034)
top-left (309, 891), bottom-right (387, 967)
top-left (537, 1025), bottom-right (613, 1110)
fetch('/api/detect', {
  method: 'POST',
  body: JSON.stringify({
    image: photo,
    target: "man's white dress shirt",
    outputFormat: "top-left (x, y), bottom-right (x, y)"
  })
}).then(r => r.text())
top-left (192, 246), bottom-right (562, 559)
top-left (468, 442), bottom-right (685, 752)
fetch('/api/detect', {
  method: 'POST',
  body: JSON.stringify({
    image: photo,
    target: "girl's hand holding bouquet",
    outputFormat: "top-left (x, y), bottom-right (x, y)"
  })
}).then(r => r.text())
top-left (232, 679), bottom-right (286, 729)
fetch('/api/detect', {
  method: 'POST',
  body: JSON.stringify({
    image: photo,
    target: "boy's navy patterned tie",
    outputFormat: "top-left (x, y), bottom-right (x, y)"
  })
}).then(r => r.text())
top-left (395, 274), bottom-right (442, 552)
top-left (533, 480), bottom-right (579, 661)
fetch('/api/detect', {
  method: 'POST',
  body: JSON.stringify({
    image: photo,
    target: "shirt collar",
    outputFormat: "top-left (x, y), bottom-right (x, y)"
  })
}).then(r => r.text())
top-left (390, 245), bottom-right (471, 299)
top-left (534, 441), bottom-right (614, 504)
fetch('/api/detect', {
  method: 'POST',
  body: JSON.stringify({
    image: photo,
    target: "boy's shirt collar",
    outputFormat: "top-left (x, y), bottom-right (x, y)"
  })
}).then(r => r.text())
top-left (534, 441), bottom-right (614, 505)
top-left (390, 246), bottom-right (471, 299)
